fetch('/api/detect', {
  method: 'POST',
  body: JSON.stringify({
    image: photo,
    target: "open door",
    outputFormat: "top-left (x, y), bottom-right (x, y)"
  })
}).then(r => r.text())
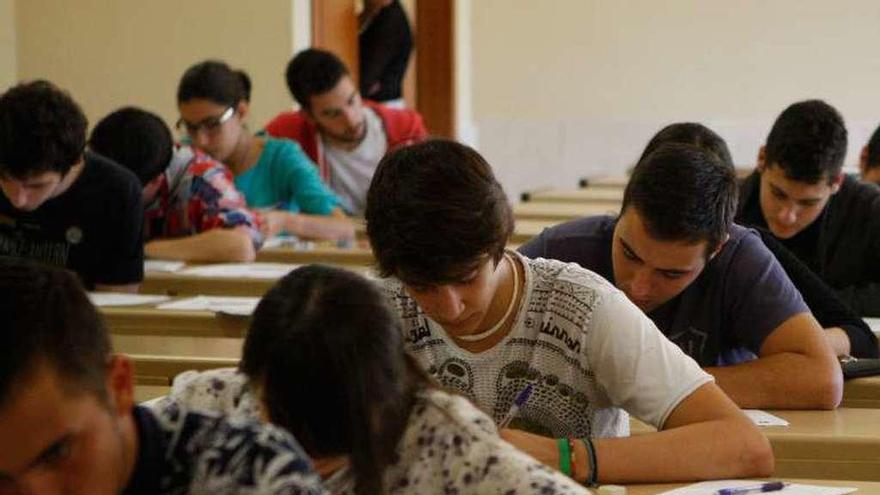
top-left (310, 0), bottom-right (454, 138)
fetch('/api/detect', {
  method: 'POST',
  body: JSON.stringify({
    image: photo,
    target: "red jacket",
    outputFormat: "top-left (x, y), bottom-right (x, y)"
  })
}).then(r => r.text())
top-left (263, 100), bottom-right (427, 181)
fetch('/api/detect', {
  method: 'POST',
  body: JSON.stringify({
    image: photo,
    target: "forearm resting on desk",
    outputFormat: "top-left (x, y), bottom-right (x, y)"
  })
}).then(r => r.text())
top-left (144, 227), bottom-right (256, 263)
top-left (262, 209), bottom-right (355, 241)
top-left (707, 314), bottom-right (842, 409)
top-left (500, 384), bottom-right (772, 483)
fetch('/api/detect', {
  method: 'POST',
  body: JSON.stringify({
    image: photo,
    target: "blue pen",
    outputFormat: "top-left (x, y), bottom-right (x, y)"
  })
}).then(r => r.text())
top-left (716, 481), bottom-right (787, 495)
top-left (498, 384), bottom-right (534, 428)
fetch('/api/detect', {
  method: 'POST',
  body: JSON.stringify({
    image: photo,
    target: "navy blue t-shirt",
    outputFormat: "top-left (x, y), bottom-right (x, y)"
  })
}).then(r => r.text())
top-left (519, 215), bottom-right (808, 366)
top-left (0, 152), bottom-right (144, 288)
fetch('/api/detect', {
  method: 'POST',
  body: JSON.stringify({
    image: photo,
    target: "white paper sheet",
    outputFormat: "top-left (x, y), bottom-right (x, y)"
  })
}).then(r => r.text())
top-left (177, 263), bottom-right (299, 280)
top-left (88, 293), bottom-right (171, 307)
top-left (864, 317), bottom-right (880, 335)
top-left (156, 296), bottom-right (260, 316)
top-left (144, 260), bottom-right (186, 273)
top-left (658, 479), bottom-right (855, 495)
top-left (262, 236), bottom-right (315, 250)
top-left (743, 410), bottom-right (789, 427)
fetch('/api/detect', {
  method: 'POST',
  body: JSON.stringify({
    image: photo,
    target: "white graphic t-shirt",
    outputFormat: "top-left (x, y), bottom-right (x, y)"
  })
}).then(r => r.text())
top-left (383, 252), bottom-right (713, 438)
top-left (323, 107), bottom-right (387, 215)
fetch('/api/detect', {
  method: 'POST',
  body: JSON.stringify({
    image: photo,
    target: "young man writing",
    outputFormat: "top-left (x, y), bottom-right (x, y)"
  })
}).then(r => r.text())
top-left (0, 81), bottom-right (143, 291)
top-left (89, 106), bottom-right (262, 263)
top-left (365, 139), bottom-right (773, 484)
top-left (520, 130), bottom-right (843, 410)
top-left (265, 48), bottom-right (427, 215)
top-left (0, 257), bottom-right (326, 494)
top-left (737, 100), bottom-right (880, 316)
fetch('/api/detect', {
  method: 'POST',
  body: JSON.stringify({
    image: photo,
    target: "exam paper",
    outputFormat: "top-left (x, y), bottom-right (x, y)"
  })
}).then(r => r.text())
top-left (88, 293), bottom-right (170, 307)
top-left (743, 410), bottom-right (789, 427)
top-left (262, 236), bottom-right (315, 250)
top-left (864, 317), bottom-right (880, 334)
top-left (144, 260), bottom-right (186, 273)
top-left (178, 263), bottom-right (299, 279)
top-left (658, 479), bottom-right (855, 495)
top-left (157, 296), bottom-right (260, 316)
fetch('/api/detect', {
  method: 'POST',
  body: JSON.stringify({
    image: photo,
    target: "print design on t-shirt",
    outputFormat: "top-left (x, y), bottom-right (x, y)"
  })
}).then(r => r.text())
top-left (429, 357), bottom-right (476, 398)
top-left (667, 325), bottom-right (710, 358)
top-left (493, 360), bottom-right (594, 437)
top-left (0, 217), bottom-right (73, 267)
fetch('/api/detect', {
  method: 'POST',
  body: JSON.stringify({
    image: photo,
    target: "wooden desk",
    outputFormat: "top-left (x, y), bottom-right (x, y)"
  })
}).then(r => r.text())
top-left (513, 202), bottom-right (620, 222)
top-left (135, 385), bottom-right (170, 403)
top-left (627, 478), bottom-right (880, 494)
top-left (143, 264), bottom-right (373, 297)
top-left (843, 376), bottom-right (880, 409)
top-left (256, 244), bottom-right (375, 266)
top-left (578, 176), bottom-right (628, 189)
top-left (524, 188), bottom-right (625, 204)
top-left (102, 306), bottom-right (249, 339)
top-left (129, 354), bottom-right (238, 386)
top-left (631, 408), bottom-right (880, 481)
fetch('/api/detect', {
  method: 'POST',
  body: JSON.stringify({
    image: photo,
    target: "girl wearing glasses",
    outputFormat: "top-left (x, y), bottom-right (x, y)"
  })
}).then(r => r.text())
top-left (177, 60), bottom-right (355, 242)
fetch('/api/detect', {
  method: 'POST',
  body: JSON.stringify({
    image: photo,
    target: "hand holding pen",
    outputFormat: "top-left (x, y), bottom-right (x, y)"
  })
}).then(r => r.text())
top-left (499, 383), bottom-right (534, 429)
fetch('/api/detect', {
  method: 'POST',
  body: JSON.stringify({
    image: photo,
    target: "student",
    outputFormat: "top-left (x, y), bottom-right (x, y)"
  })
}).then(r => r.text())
top-left (0, 80), bottom-right (143, 292)
top-left (364, 139), bottom-right (773, 484)
top-left (176, 60), bottom-right (354, 242)
top-left (0, 258), bottom-right (326, 494)
top-left (859, 123), bottom-right (880, 185)
top-left (737, 100), bottom-right (880, 316)
top-left (160, 265), bottom-right (590, 494)
top-left (264, 49), bottom-right (427, 215)
top-left (520, 127), bottom-right (846, 411)
top-left (90, 107), bottom-right (262, 263)
top-left (359, 0), bottom-right (414, 108)
top-left (524, 122), bottom-right (875, 361)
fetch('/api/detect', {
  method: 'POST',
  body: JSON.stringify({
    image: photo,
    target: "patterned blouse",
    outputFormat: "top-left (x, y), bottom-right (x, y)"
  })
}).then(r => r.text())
top-left (143, 145), bottom-right (263, 248)
top-left (155, 368), bottom-right (590, 494)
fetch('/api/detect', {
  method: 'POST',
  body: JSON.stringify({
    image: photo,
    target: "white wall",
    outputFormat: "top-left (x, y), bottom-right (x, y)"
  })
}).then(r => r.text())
top-left (0, 0), bottom-right (15, 89)
top-left (467, 1), bottom-right (880, 198)
top-left (15, 0), bottom-right (295, 132)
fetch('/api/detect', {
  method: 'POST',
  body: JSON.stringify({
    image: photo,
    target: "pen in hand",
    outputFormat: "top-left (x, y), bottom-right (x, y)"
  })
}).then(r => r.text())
top-left (716, 481), bottom-right (787, 495)
top-left (498, 383), bottom-right (534, 429)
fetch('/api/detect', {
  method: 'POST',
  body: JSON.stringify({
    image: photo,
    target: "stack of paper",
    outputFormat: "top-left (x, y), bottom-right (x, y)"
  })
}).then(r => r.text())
top-left (178, 263), bottom-right (299, 280)
top-left (743, 410), bottom-right (790, 427)
top-left (88, 293), bottom-right (170, 307)
top-left (157, 296), bottom-right (260, 316)
top-left (262, 236), bottom-right (315, 250)
top-left (658, 480), bottom-right (855, 495)
top-left (144, 260), bottom-right (186, 273)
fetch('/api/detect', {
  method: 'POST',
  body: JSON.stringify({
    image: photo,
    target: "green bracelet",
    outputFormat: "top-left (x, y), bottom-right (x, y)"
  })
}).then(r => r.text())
top-left (557, 437), bottom-right (572, 476)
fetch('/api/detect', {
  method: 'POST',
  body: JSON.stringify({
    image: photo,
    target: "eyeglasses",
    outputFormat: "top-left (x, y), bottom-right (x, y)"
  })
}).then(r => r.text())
top-left (175, 106), bottom-right (235, 135)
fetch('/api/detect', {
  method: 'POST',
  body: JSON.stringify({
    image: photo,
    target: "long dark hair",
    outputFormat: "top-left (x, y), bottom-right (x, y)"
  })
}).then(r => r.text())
top-left (240, 264), bottom-right (429, 494)
top-left (177, 59), bottom-right (251, 106)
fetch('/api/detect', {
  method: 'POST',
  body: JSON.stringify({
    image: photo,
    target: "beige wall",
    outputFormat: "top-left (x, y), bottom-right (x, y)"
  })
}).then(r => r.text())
top-left (468, 0), bottom-right (880, 197)
top-left (15, 0), bottom-right (295, 132)
top-left (0, 0), bottom-right (15, 89)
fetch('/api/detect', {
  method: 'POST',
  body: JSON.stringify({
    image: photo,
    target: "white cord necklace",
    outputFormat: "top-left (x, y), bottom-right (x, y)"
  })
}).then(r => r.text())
top-left (456, 253), bottom-right (520, 342)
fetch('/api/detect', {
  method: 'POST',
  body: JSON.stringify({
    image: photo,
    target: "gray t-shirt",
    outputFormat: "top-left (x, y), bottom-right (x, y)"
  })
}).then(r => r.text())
top-left (323, 107), bottom-right (387, 215)
top-left (519, 216), bottom-right (809, 366)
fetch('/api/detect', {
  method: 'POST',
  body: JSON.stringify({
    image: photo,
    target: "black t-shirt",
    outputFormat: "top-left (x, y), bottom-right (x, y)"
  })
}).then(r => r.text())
top-left (0, 152), bottom-right (144, 288)
top-left (359, 0), bottom-right (413, 102)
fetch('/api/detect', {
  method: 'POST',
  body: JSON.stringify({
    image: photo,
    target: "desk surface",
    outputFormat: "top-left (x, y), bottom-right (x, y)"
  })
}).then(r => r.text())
top-left (143, 264), bottom-right (373, 297)
top-left (526, 188), bottom-right (625, 204)
top-left (634, 408), bottom-right (880, 481)
top-left (843, 375), bottom-right (880, 408)
top-left (102, 305), bottom-right (249, 338)
top-left (256, 243), bottom-right (374, 266)
top-left (513, 201), bottom-right (620, 222)
top-left (628, 478), bottom-right (880, 494)
top-left (135, 385), bottom-right (170, 403)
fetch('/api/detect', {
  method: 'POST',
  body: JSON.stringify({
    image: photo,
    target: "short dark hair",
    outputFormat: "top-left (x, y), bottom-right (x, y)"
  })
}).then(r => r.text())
top-left (865, 123), bottom-right (880, 171)
top-left (177, 60), bottom-right (251, 106)
top-left (241, 265), bottom-right (423, 495)
top-left (365, 139), bottom-right (514, 286)
top-left (0, 257), bottom-right (111, 410)
top-left (285, 49), bottom-right (350, 111)
top-left (0, 80), bottom-right (87, 179)
top-left (89, 107), bottom-right (174, 186)
top-left (638, 122), bottom-right (734, 168)
top-left (623, 143), bottom-right (737, 255)
top-left (765, 99), bottom-right (847, 184)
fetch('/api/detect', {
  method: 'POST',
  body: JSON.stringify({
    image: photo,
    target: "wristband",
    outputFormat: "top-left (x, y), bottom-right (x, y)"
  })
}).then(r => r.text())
top-left (581, 437), bottom-right (598, 486)
top-left (557, 437), bottom-right (572, 476)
